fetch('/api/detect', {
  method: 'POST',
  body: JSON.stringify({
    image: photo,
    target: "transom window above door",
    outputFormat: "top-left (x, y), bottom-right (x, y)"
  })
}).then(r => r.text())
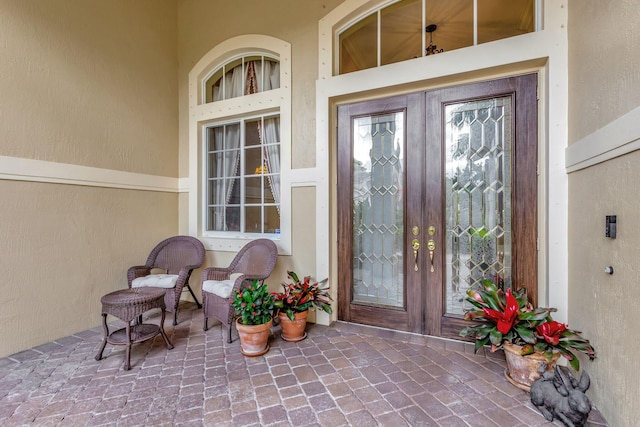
top-left (339, 0), bottom-right (536, 74)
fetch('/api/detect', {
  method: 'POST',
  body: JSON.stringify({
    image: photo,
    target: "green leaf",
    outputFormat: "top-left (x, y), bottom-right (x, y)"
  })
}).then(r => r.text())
top-left (489, 328), bottom-right (503, 345)
top-left (514, 324), bottom-right (537, 344)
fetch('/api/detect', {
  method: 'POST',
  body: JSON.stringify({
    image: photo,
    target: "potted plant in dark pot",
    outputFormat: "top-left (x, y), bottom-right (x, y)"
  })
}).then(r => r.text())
top-left (231, 280), bottom-right (275, 356)
top-left (459, 279), bottom-right (596, 391)
top-left (272, 271), bottom-right (333, 342)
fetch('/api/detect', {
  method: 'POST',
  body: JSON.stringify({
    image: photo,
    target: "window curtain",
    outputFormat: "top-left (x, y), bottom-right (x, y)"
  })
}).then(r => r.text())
top-left (262, 117), bottom-right (281, 212)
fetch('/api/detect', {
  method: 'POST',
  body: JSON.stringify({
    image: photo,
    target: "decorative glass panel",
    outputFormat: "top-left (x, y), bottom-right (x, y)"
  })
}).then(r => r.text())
top-left (445, 97), bottom-right (512, 316)
top-left (352, 113), bottom-right (404, 307)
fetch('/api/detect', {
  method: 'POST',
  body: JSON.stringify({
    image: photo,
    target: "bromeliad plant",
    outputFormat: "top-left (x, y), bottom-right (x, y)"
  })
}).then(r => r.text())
top-left (459, 279), bottom-right (596, 371)
top-left (273, 271), bottom-right (333, 321)
top-left (231, 280), bottom-right (275, 325)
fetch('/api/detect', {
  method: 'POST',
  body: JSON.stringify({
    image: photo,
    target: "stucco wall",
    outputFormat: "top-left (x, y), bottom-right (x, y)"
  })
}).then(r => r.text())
top-left (0, 0), bottom-right (179, 357)
top-left (568, 1), bottom-right (640, 425)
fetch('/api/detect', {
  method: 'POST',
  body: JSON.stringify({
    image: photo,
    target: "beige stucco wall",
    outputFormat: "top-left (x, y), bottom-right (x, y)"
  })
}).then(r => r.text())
top-left (568, 1), bottom-right (640, 425)
top-left (0, 0), bottom-right (179, 357)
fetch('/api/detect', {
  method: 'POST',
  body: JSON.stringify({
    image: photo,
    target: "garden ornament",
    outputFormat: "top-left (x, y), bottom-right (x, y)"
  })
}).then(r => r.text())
top-left (530, 365), bottom-right (592, 427)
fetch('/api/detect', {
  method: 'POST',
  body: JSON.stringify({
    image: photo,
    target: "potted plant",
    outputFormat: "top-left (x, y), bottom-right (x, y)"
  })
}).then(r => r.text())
top-left (459, 279), bottom-right (596, 390)
top-left (272, 271), bottom-right (333, 342)
top-left (230, 280), bottom-right (275, 356)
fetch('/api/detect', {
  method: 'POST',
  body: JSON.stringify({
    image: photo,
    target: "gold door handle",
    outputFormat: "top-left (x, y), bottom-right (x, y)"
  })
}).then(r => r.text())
top-left (412, 239), bottom-right (420, 271)
top-left (427, 239), bottom-right (436, 272)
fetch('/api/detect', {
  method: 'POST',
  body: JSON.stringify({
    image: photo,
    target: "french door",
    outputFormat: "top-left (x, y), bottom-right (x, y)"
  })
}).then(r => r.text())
top-left (337, 75), bottom-right (538, 339)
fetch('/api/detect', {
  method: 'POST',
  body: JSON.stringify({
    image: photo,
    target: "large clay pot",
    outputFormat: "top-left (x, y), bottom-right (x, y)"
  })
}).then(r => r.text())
top-left (279, 310), bottom-right (309, 342)
top-left (236, 318), bottom-right (272, 357)
top-left (503, 342), bottom-right (560, 391)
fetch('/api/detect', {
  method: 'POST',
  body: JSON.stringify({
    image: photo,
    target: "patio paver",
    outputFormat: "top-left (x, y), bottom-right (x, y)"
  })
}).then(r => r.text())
top-left (0, 302), bottom-right (608, 426)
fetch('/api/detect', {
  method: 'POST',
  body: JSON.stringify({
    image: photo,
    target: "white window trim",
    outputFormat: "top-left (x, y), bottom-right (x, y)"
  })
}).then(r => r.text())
top-left (188, 35), bottom-right (292, 255)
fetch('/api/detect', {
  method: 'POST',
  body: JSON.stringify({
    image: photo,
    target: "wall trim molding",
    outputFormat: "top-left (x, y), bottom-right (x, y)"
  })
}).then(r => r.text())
top-left (566, 106), bottom-right (640, 172)
top-left (0, 156), bottom-right (181, 192)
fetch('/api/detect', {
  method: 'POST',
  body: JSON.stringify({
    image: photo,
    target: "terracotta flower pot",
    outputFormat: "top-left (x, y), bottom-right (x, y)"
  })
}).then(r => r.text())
top-left (236, 318), bottom-right (272, 357)
top-left (278, 310), bottom-right (309, 342)
top-left (503, 342), bottom-right (561, 391)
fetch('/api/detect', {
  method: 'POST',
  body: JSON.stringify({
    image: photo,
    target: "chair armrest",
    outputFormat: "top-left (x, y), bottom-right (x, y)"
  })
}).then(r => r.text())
top-left (201, 267), bottom-right (232, 282)
top-left (127, 266), bottom-right (151, 287)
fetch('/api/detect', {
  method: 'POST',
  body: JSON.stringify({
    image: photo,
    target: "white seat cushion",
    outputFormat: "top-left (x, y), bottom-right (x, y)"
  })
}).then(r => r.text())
top-left (132, 274), bottom-right (179, 289)
top-left (202, 273), bottom-right (244, 298)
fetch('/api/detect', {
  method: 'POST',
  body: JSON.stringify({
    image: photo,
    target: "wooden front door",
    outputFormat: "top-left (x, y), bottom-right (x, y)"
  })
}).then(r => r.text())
top-left (337, 75), bottom-right (538, 338)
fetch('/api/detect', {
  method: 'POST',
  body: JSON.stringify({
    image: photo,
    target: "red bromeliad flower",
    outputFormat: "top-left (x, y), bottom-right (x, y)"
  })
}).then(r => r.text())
top-left (536, 321), bottom-right (567, 346)
top-left (481, 289), bottom-right (519, 334)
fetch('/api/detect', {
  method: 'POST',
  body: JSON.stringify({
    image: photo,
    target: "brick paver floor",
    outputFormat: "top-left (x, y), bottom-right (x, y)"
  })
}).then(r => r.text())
top-left (0, 302), bottom-right (608, 426)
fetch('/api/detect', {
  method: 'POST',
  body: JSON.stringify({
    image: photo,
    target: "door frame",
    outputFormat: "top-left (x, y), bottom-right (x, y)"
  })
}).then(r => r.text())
top-left (335, 74), bottom-right (538, 339)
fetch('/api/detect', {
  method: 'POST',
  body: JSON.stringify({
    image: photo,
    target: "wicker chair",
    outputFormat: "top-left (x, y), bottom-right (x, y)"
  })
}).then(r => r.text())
top-left (202, 239), bottom-right (278, 343)
top-left (127, 235), bottom-right (205, 326)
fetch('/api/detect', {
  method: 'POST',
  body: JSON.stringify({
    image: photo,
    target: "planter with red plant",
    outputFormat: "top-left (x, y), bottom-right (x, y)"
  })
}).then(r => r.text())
top-left (459, 279), bottom-right (596, 390)
top-left (272, 271), bottom-right (332, 342)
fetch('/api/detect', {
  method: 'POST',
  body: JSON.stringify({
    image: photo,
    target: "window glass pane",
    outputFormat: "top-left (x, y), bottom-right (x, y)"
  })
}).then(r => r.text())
top-left (339, 12), bottom-right (378, 74)
top-left (245, 176), bottom-right (263, 205)
top-left (245, 119), bottom-right (261, 147)
top-left (225, 206), bottom-right (241, 232)
top-left (478, 0), bottom-right (534, 44)
top-left (264, 60), bottom-right (280, 91)
top-left (425, 0), bottom-right (473, 53)
top-left (381, 0), bottom-right (421, 66)
top-left (245, 146), bottom-right (262, 176)
top-left (263, 177), bottom-right (275, 204)
top-left (264, 205), bottom-right (280, 234)
top-left (205, 68), bottom-right (224, 104)
top-left (245, 205), bottom-right (262, 233)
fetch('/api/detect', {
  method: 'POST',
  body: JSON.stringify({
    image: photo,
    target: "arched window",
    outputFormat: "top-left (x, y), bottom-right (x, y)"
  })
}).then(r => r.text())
top-left (204, 55), bottom-right (280, 103)
top-left (189, 36), bottom-right (291, 253)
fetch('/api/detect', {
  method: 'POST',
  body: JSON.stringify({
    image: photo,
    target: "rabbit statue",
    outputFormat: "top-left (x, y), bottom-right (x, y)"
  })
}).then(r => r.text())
top-left (530, 365), bottom-right (592, 427)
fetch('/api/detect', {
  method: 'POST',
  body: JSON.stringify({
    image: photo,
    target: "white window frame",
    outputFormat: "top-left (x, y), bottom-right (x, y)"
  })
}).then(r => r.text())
top-left (188, 35), bottom-right (291, 254)
top-left (203, 112), bottom-right (281, 235)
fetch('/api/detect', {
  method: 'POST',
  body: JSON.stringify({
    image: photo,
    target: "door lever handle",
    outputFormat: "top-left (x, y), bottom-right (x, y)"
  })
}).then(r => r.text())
top-left (412, 240), bottom-right (420, 271)
top-left (427, 239), bottom-right (436, 272)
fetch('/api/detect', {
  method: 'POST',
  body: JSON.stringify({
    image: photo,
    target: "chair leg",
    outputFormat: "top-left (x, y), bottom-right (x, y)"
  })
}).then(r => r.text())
top-left (173, 310), bottom-right (178, 326)
top-left (204, 317), bottom-right (208, 331)
top-left (185, 284), bottom-right (202, 308)
top-left (227, 323), bottom-right (233, 344)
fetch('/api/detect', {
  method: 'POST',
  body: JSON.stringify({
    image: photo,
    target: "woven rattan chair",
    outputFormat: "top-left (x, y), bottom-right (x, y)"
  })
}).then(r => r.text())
top-left (202, 238), bottom-right (278, 343)
top-left (127, 235), bottom-right (205, 326)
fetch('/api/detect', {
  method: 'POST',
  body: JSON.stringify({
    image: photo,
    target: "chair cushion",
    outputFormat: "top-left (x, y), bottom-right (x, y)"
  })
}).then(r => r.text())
top-left (132, 274), bottom-right (179, 289)
top-left (202, 273), bottom-right (244, 298)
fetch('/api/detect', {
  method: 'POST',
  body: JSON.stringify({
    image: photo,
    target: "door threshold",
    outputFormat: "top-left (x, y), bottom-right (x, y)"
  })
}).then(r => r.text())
top-left (334, 320), bottom-right (503, 361)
